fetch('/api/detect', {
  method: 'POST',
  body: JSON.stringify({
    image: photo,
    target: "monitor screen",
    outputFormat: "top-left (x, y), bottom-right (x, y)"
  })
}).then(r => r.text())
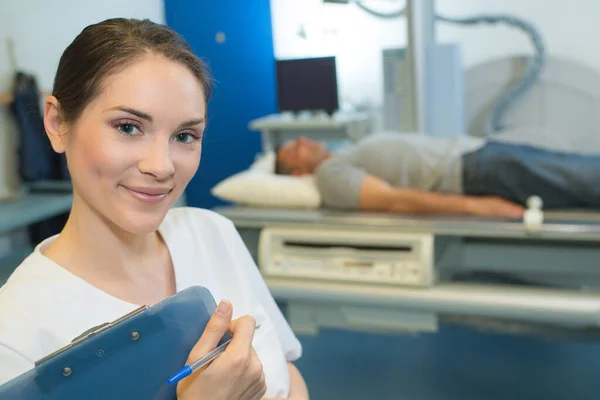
top-left (275, 56), bottom-right (339, 115)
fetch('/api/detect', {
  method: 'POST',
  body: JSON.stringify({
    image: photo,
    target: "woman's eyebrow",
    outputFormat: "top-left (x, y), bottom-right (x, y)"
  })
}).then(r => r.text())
top-left (176, 118), bottom-right (205, 131)
top-left (107, 106), bottom-right (204, 129)
top-left (109, 106), bottom-right (153, 122)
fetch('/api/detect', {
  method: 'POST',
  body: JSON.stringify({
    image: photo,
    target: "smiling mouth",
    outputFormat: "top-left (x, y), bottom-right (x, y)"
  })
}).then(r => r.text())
top-left (121, 185), bottom-right (173, 203)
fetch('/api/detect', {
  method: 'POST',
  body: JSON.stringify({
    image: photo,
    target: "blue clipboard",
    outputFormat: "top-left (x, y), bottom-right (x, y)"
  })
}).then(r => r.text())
top-left (0, 286), bottom-right (232, 400)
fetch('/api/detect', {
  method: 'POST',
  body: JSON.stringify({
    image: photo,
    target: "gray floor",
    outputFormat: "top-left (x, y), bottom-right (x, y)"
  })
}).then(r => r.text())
top-left (293, 325), bottom-right (600, 400)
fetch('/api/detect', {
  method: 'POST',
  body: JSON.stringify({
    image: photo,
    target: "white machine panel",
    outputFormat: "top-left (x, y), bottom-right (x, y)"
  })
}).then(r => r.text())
top-left (258, 227), bottom-right (435, 287)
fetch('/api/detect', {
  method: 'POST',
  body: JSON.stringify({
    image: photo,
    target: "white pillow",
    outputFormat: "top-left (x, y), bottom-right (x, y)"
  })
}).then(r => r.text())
top-left (211, 153), bottom-right (322, 209)
top-left (250, 151), bottom-right (276, 173)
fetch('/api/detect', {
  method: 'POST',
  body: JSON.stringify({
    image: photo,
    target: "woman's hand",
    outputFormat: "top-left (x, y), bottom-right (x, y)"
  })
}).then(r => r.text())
top-left (177, 300), bottom-right (267, 400)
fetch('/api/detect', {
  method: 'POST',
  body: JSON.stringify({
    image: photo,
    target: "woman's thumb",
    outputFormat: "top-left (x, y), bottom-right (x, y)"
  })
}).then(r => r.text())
top-left (187, 299), bottom-right (233, 361)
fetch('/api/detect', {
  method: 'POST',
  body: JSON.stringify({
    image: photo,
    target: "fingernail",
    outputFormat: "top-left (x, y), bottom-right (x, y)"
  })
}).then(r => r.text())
top-left (217, 300), bottom-right (230, 315)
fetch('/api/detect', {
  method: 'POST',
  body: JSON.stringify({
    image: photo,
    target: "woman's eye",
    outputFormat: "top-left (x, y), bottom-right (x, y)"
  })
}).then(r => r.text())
top-left (118, 123), bottom-right (139, 135)
top-left (175, 132), bottom-right (195, 143)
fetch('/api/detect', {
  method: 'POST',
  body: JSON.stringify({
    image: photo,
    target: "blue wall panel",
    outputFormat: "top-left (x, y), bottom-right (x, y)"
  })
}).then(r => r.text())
top-left (165, 0), bottom-right (276, 208)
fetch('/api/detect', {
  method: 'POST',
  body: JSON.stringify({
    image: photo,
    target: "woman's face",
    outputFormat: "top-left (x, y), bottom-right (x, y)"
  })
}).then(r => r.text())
top-left (46, 55), bottom-right (206, 234)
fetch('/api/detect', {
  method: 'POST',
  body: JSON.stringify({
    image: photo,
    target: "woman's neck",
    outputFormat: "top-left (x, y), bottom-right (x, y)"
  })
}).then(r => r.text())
top-left (43, 192), bottom-right (176, 304)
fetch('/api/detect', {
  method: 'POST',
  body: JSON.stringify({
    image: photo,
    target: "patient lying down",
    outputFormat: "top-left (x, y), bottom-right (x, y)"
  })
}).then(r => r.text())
top-left (275, 132), bottom-right (599, 218)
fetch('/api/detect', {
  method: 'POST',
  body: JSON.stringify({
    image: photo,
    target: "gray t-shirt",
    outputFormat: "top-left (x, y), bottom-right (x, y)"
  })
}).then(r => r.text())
top-left (314, 132), bottom-right (485, 209)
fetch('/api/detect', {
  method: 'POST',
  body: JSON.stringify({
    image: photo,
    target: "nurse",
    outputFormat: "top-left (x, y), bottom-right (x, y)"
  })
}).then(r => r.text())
top-left (0, 18), bottom-right (308, 400)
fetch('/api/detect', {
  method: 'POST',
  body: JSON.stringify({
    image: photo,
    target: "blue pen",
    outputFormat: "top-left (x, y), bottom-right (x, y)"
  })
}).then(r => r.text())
top-left (167, 325), bottom-right (261, 385)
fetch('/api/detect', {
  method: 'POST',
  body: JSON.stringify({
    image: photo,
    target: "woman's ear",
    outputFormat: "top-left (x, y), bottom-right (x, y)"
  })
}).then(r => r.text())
top-left (43, 95), bottom-right (67, 153)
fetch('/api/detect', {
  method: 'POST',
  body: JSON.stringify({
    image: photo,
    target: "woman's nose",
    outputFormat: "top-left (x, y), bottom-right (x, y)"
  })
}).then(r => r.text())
top-left (137, 138), bottom-right (175, 180)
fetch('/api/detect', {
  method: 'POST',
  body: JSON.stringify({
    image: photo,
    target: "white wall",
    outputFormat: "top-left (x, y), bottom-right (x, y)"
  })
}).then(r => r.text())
top-left (0, 0), bottom-right (165, 198)
top-left (271, 0), bottom-right (600, 109)
top-left (271, 0), bottom-right (407, 110)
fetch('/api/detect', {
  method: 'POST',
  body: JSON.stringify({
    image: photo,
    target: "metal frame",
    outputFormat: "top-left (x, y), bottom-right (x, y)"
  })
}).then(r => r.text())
top-left (248, 112), bottom-right (373, 153)
top-left (214, 205), bottom-right (600, 336)
top-left (405, 0), bottom-right (435, 133)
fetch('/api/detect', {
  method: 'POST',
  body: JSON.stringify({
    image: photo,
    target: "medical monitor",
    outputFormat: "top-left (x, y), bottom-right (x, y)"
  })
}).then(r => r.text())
top-left (275, 56), bottom-right (339, 115)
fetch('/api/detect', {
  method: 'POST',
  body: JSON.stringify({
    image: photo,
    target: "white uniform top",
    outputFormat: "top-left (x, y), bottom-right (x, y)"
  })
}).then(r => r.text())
top-left (0, 207), bottom-right (301, 398)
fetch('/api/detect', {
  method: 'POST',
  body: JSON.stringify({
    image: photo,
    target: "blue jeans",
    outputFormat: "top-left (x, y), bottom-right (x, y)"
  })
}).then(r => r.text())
top-left (462, 141), bottom-right (600, 208)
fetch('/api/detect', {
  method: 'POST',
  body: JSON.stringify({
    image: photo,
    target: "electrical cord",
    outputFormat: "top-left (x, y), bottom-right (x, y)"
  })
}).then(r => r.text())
top-left (352, 1), bottom-right (547, 135)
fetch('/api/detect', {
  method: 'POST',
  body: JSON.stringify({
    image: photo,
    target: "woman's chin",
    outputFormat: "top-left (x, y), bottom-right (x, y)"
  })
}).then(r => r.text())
top-left (117, 209), bottom-right (169, 235)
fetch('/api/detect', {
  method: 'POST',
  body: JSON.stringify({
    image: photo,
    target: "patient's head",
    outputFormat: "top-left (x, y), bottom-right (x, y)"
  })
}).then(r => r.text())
top-left (275, 137), bottom-right (331, 176)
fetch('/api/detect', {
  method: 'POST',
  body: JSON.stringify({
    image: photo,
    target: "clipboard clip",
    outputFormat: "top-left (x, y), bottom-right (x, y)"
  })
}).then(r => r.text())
top-left (35, 305), bottom-right (148, 366)
top-left (71, 322), bottom-right (111, 343)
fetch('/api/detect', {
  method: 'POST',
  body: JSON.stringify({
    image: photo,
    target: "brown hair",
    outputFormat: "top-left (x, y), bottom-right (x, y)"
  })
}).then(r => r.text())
top-left (274, 144), bottom-right (290, 175)
top-left (52, 18), bottom-right (212, 123)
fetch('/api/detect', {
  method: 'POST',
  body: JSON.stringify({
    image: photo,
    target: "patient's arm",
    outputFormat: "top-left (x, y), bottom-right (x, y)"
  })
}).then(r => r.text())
top-left (358, 174), bottom-right (525, 218)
